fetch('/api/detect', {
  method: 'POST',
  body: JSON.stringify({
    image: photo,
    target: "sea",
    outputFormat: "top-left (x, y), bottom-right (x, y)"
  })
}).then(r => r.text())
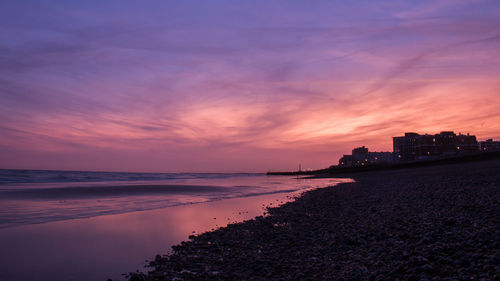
top-left (0, 169), bottom-right (351, 281)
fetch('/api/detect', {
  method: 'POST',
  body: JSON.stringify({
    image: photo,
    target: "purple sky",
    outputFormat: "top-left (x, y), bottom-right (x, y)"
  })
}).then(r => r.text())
top-left (1, 0), bottom-right (500, 172)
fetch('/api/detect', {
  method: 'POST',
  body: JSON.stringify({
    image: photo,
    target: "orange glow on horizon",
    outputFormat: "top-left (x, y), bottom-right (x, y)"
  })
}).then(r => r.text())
top-left (1, 1), bottom-right (500, 172)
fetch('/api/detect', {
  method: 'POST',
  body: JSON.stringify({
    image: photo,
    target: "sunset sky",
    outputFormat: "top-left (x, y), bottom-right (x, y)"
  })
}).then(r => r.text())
top-left (1, 0), bottom-right (500, 172)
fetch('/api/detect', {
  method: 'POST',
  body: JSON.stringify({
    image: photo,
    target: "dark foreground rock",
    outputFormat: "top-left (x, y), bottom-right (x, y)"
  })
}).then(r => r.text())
top-left (128, 159), bottom-right (500, 280)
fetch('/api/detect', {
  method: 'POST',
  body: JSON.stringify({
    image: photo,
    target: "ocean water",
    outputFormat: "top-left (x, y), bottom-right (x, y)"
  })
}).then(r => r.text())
top-left (0, 169), bottom-right (351, 281)
top-left (0, 169), bottom-right (349, 229)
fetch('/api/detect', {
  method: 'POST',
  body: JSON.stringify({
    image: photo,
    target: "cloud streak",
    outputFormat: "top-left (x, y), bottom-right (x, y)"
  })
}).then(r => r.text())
top-left (1, 0), bottom-right (500, 172)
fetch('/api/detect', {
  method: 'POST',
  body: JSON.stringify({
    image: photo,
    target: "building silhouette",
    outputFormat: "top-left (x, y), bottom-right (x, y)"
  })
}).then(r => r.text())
top-left (393, 131), bottom-right (479, 161)
top-left (337, 131), bottom-right (497, 168)
top-left (339, 146), bottom-right (393, 167)
top-left (480, 139), bottom-right (500, 151)
top-left (393, 133), bottom-right (419, 161)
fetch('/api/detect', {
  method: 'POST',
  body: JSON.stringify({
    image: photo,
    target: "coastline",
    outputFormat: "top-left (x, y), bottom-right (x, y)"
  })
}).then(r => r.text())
top-left (0, 175), bottom-right (346, 229)
top-left (0, 177), bottom-right (346, 281)
top-left (0, 191), bottom-right (301, 281)
top-left (268, 151), bottom-right (500, 176)
top-left (130, 157), bottom-right (500, 280)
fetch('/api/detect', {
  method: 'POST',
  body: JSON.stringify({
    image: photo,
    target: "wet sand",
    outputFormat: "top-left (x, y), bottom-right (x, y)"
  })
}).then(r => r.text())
top-left (0, 176), bottom-right (346, 229)
top-left (133, 158), bottom-right (500, 280)
top-left (0, 191), bottom-right (300, 281)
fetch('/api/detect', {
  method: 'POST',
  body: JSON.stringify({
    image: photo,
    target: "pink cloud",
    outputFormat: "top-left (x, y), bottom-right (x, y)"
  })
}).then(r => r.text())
top-left (1, 1), bottom-right (500, 172)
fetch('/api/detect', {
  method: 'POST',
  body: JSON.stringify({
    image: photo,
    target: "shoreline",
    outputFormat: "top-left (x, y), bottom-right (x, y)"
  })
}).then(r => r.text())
top-left (0, 178), bottom-right (346, 281)
top-left (129, 157), bottom-right (500, 280)
top-left (268, 150), bottom-right (500, 176)
top-left (0, 176), bottom-right (346, 230)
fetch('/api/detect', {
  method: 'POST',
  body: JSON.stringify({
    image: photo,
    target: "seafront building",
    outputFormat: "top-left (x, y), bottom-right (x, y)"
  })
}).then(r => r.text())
top-left (339, 146), bottom-right (393, 167)
top-left (393, 131), bottom-right (479, 161)
top-left (337, 132), bottom-right (497, 167)
top-left (479, 139), bottom-right (500, 151)
top-left (393, 133), bottom-right (419, 161)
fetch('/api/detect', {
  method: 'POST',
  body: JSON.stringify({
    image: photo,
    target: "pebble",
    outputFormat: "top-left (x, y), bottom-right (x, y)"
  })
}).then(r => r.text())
top-left (125, 159), bottom-right (500, 280)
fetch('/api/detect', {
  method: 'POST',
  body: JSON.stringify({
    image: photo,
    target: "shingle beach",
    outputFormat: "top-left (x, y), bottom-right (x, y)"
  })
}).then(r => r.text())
top-left (128, 158), bottom-right (499, 281)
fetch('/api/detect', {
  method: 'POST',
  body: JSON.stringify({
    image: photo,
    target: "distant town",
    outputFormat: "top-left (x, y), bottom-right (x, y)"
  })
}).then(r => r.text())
top-left (338, 131), bottom-right (500, 167)
top-left (267, 131), bottom-right (500, 175)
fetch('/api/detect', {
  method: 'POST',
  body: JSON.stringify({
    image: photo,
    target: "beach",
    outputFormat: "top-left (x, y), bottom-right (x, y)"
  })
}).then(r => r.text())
top-left (3, 1), bottom-right (500, 281)
top-left (0, 173), bottom-right (346, 281)
top-left (0, 192), bottom-right (297, 281)
top-left (132, 158), bottom-right (500, 280)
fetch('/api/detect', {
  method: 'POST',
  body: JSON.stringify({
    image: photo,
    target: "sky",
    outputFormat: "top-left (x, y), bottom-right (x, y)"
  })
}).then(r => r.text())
top-left (1, 0), bottom-right (500, 172)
